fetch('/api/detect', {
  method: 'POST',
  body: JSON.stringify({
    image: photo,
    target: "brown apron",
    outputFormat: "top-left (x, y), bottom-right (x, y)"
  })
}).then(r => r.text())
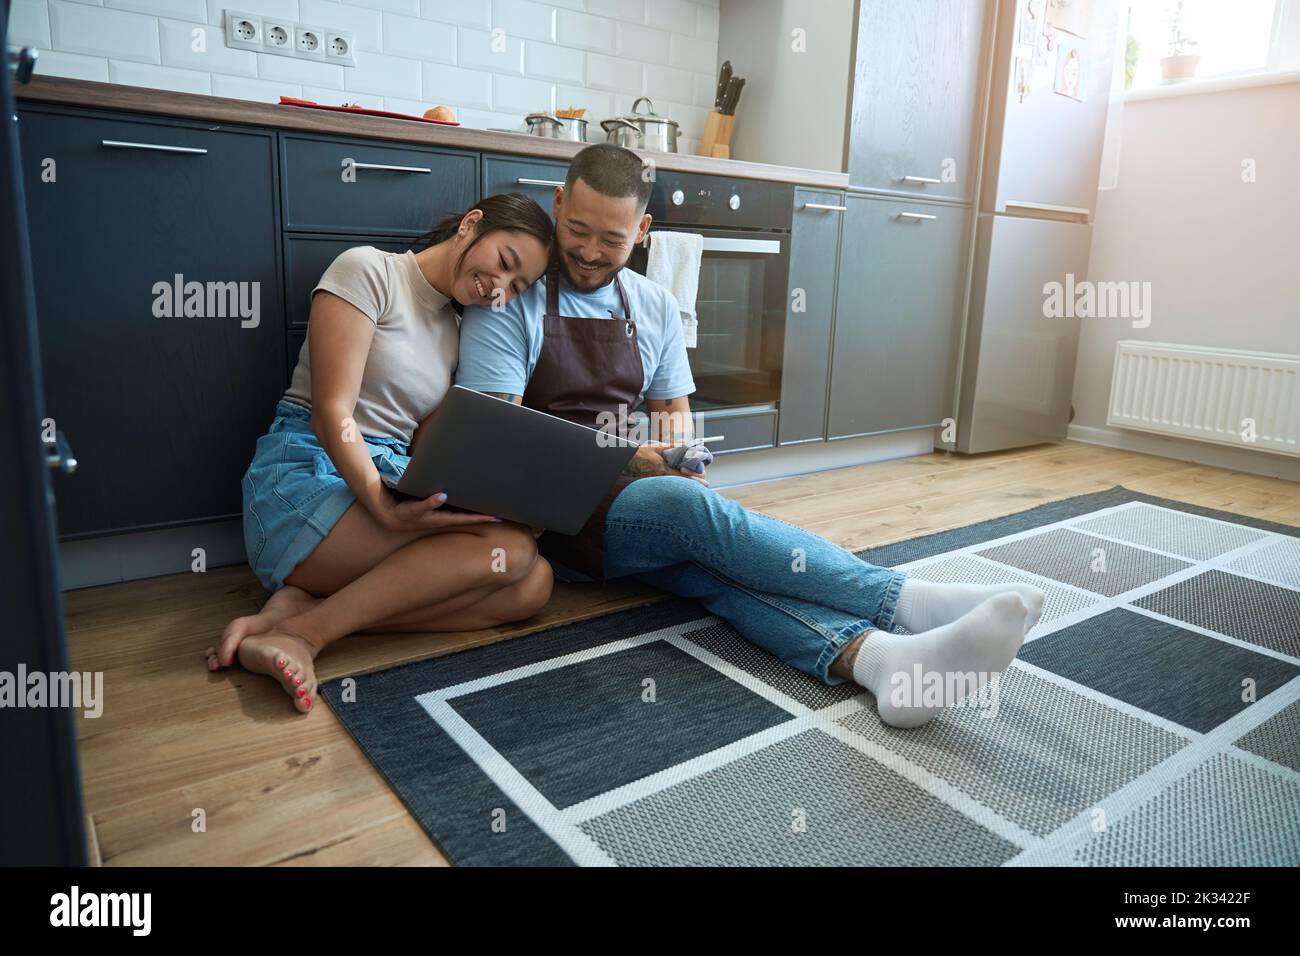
top-left (521, 257), bottom-right (644, 580)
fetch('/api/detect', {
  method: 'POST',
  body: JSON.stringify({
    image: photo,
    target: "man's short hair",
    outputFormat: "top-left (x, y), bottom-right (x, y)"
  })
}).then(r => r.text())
top-left (563, 143), bottom-right (653, 214)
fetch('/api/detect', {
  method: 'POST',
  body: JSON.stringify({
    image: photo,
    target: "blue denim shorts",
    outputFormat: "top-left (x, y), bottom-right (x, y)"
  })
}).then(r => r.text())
top-left (242, 399), bottom-right (411, 591)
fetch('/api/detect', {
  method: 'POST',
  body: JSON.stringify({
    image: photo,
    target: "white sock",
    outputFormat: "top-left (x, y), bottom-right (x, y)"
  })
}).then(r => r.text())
top-left (894, 579), bottom-right (1045, 634)
top-left (852, 592), bottom-right (1029, 729)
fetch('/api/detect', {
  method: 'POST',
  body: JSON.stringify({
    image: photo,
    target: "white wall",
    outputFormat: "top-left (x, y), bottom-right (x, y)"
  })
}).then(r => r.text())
top-left (7, 0), bottom-right (721, 152)
top-left (716, 0), bottom-right (852, 171)
top-left (1071, 78), bottom-right (1300, 478)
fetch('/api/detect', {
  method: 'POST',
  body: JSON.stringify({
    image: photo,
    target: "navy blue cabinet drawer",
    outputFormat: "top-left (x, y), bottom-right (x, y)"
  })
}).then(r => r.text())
top-left (284, 236), bottom-right (411, 329)
top-left (698, 409), bottom-right (778, 456)
top-left (18, 108), bottom-right (284, 537)
top-left (281, 134), bottom-right (477, 236)
top-left (482, 154), bottom-right (569, 215)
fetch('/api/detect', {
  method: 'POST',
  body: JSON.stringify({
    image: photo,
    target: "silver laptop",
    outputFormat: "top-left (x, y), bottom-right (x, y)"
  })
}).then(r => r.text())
top-left (393, 386), bottom-right (638, 535)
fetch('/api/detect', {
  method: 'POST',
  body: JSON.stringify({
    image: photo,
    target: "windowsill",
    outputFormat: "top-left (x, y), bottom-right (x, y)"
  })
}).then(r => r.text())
top-left (1125, 69), bottom-right (1300, 101)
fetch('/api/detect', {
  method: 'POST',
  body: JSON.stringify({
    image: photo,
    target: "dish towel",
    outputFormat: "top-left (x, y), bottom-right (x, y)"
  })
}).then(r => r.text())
top-left (645, 231), bottom-right (704, 348)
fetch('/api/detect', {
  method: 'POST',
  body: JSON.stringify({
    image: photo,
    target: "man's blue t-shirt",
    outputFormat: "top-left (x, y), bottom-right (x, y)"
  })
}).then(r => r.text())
top-left (455, 266), bottom-right (696, 404)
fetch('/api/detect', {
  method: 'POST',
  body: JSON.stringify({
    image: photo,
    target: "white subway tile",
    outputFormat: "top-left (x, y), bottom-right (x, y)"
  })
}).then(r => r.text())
top-left (421, 0), bottom-right (490, 29)
top-left (346, 0), bottom-right (420, 14)
top-left (50, 1), bottom-right (160, 63)
top-left (668, 30), bottom-right (713, 73)
top-left (33, 51), bottom-right (111, 83)
top-left (524, 40), bottom-right (583, 84)
top-left (587, 0), bottom-right (643, 22)
top-left (382, 11), bottom-right (456, 63)
top-left (422, 60), bottom-right (492, 108)
top-left (492, 73), bottom-right (553, 113)
top-left (644, 0), bottom-right (697, 35)
top-left (554, 9), bottom-right (614, 52)
top-left (549, 0), bottom-right (584, 10)
top-left (213, 72), bottom-right (301, 102)
top-left (258, 50), bottom-right (345, 87)
top-left (107, 0), bottom-right (207, 20)
top-left (696, 3), bottom-right (718, 42)
top-left (301, 85), bottom-right (383, 108)
top-left (458, 26), bottom-right (523, 74)
top-left (108, 59), bottom-right (212, 93)
top-left (383, 95), bottom-right (433, 115)
top-left (204, 0), bottom-right (298, 24)
top-left (492, 0), bottom-right (556, 43)
top-left (344, 51), bottom-right (422, 97)
top-left (615, 21), bottom-right (668, 64)
top-left (692, 70), bottom-right (716, 108)
top-left (585, 51), bottom-right (639, 93)
top-left (643, 62), bottom-right (692, 102)
top-left (658, 98), bottom-right (705, 137)
top-left (300, 0), bottom-right (382, 52)
top-left (160, 17), bottom-right (257, 75)
top-left (456, 105), bottom-right (527, 131)
top-left (555, 83), bottom-right (613, 124)
top-left (10, 0), bottom-right (52, 48)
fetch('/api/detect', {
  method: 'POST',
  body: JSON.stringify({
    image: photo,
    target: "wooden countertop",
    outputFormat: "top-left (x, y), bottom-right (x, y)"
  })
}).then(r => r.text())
top-left (17, 76), bottom-right (850, 190)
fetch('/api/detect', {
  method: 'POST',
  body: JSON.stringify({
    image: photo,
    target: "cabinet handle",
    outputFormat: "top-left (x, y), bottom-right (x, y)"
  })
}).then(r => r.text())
top-left (900, 175), bottom-right (941, 185)
top-left (346, 161), bottom-right (432, 174)
top-left (802, 202), bottom-right (847, 212)
top-left (516, 177), bottom-right (566, 187)
top-left (896, 212), bottom-right (937, 222)
top-left (101, 139), bottom-right (208, 155)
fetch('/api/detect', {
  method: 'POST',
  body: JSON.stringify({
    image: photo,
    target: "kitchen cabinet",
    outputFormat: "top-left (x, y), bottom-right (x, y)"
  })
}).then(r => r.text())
top-left (284, 235), bottom-right (411, 330)
top-left (280, 133), bottom-right (478, 237)
top-left (18, 107), bottom-right (285, 538)
top-left (482, 154), bottom-right (570, 214)
top-left (778, 188), bottom-right (844, 445)
top-left (827, 193), bottom-right (968, 440)
top-left (845, 0), bottom-right (990, 201)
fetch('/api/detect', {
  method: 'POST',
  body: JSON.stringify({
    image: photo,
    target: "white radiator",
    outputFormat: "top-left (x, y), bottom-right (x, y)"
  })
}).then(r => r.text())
top-left (1107, 341), bottom-right (1300, 458)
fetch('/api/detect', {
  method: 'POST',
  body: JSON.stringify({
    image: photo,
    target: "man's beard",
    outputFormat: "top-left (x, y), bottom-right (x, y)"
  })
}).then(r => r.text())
top-left (558, 247), bottom-right (630, 290)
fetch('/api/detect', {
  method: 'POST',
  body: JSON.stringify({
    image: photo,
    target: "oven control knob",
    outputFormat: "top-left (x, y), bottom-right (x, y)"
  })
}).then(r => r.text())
top-left (728, 193), bottom-right (741, 211)
top-left (671, 189), bottom-right (685, 206)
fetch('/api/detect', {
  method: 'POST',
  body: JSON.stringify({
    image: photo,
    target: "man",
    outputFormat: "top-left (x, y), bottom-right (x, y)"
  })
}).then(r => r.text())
top-left (457, 144), bottom-right (1044, 729)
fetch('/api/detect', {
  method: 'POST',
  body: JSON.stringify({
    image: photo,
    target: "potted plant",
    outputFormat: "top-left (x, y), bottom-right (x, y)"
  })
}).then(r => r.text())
top-left (1160, 1), bottom-right (1200, 81)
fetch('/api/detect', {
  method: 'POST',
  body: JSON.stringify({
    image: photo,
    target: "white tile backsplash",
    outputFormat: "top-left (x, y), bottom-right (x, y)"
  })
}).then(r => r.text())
top-left (28, 0), bottom-right (720, 142)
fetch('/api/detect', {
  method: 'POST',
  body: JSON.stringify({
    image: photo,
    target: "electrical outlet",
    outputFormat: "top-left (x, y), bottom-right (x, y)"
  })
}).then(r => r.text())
top-left (295, 25), bottom-right (325, 61)
top-left (324, 31), bottom-right (356, 68)
top-left (263, 18), bottom-right (293, 57)
top-left (224, 11), bottom-right (262, 52)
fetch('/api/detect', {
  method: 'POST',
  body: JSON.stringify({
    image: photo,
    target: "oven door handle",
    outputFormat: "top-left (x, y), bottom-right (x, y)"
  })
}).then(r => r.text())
top-left (641, 233), bottom-right (781, 254)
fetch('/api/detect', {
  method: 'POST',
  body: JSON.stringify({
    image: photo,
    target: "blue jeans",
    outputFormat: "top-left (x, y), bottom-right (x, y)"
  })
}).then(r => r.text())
top-left (597, 476), bottom-right (907, 685)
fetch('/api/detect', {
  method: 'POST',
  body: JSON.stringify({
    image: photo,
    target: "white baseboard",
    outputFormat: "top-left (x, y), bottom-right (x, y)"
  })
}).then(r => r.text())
top-left (1067, 424), bottom-right (1300, 483)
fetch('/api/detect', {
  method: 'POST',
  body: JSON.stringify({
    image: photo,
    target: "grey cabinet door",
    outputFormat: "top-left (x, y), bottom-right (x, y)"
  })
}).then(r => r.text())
top-left (19, 108), bottom-right (285, 537)
top-left (778, 188), bottom-right (844, 444)
top-left (828, 194), bottom-right (968, 439)
top-left (846, 0), bottom-right (989, 200)
top-left (482, 154), bottom-right (569, 214)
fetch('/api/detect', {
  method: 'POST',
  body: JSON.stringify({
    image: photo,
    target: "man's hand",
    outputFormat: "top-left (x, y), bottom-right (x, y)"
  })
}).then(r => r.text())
top-left (624, 444), bottom-right (709, 486)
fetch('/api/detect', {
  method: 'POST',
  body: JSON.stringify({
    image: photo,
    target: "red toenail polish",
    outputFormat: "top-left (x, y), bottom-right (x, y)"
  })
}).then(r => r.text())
top-left (284, 669), bottom-right (293, 677)
top-left (295, 677), bottom-right (303, 685)
top-left (277, 658), bottom-right (286, 666)
top-left (297, 688), bottom-right (306, 697)
top-left (304, 698), bottom-right (312, 707)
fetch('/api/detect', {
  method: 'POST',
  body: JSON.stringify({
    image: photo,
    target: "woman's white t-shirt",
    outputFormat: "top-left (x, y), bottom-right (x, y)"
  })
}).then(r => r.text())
top-left (284, 247), bottom-right (459, 443)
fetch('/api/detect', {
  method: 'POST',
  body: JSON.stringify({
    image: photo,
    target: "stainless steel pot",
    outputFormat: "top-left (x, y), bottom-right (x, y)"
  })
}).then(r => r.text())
top-left (600, 97), bottom-right (679, 153)
top-left (524, 112), bottom-right (588, 142)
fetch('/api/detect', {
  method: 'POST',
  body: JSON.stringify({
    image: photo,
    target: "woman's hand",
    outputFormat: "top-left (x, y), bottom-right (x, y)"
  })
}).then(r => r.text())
top-left (377, 490), bottom-right (500, 533)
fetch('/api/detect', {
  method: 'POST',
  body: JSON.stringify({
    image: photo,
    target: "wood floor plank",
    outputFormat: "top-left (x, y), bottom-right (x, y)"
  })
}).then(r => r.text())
top-left (62, 440), bottom-right (1297, 865)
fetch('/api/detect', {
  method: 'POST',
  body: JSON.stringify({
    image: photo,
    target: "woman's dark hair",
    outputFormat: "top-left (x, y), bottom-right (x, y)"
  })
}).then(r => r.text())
top-left (414, 192), bottom-right (554, 273)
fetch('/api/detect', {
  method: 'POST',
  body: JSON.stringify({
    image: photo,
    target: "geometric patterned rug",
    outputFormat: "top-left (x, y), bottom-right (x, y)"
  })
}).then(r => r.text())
top-left (320, 486), bottom-right (1300, 866)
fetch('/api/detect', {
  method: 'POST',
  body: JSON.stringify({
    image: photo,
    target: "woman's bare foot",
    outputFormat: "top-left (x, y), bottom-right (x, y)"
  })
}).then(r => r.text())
top-left (206, 585), bottom-right (319, 671)
top-left (231, 625), bottom-right (323, 713)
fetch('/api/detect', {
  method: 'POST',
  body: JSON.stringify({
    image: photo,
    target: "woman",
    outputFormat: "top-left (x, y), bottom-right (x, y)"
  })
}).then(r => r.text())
top-left (205, 193), bottom-right (555, 713)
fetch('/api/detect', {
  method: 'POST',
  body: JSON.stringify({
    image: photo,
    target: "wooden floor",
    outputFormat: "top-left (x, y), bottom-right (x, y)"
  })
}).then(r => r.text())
top-left (64, 440), bottom-right (1300, 866)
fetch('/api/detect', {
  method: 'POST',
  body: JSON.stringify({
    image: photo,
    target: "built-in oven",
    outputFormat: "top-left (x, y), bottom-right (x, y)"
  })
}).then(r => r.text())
top-left (628, 171), bottom-right (794, 453)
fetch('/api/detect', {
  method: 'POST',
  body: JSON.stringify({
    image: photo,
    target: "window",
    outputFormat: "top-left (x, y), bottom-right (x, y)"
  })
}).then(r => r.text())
top-left (1124, 0), bottom-right (1290, 90)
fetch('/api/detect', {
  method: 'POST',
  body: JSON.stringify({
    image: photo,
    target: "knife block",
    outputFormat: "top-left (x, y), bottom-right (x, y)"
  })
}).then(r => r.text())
top-left (698, 110), bottom-right (735, 159)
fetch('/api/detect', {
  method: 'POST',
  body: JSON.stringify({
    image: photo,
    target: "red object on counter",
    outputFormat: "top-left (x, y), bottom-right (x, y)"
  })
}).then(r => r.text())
top-left (277, 96), bottom-right (460, 126)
